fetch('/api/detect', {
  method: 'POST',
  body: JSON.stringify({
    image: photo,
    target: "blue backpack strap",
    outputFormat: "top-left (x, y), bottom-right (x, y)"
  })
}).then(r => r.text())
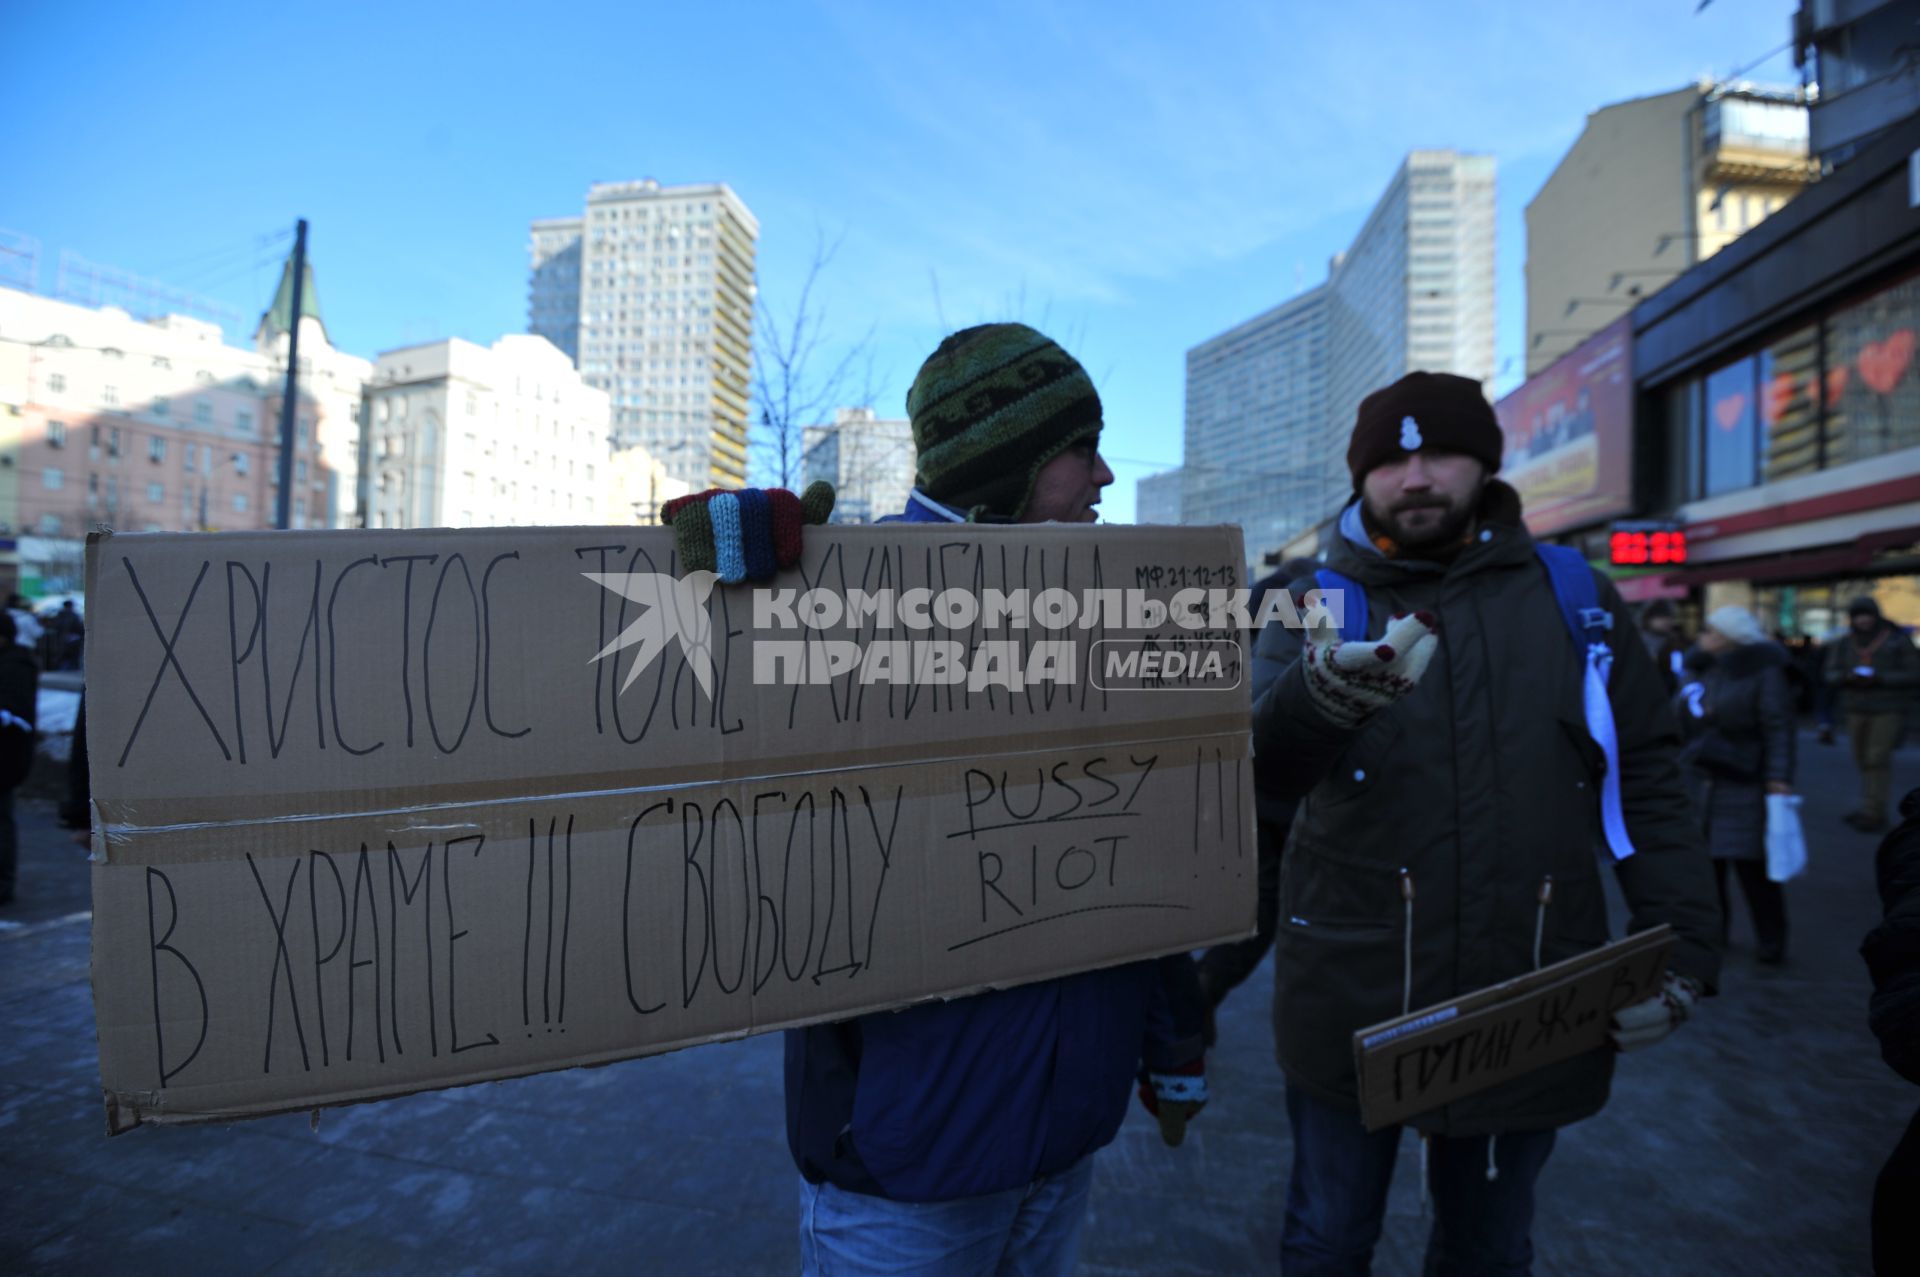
top-left (1535, 544), bottom-right (1636, 861)
top-left (1314, 568), bottom-right (1368, 642)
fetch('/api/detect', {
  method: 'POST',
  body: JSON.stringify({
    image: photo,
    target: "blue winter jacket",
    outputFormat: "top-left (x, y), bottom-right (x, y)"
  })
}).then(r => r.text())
top-left (781, 490), bottom-right (1206, 1202)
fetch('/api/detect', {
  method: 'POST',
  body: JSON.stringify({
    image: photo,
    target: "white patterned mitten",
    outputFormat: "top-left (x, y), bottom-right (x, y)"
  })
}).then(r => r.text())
top-left (1609, 972), bottom-right (1701, 1052)
top-left (1300, 609), bottom-right (1440, 729)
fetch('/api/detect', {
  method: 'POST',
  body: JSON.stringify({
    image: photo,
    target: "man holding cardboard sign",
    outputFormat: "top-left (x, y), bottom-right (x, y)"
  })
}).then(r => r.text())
top-left (776, 324), bottom-right (1209, 1276)
top-left (1251, 371), bottom-right (1721, 1275)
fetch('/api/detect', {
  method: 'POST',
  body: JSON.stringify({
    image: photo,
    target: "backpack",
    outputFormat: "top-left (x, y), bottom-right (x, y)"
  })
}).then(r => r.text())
top-left (1313, 544), bottom-right (1636, 861)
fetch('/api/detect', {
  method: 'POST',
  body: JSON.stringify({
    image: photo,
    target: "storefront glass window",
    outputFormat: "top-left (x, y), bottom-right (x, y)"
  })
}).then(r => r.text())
top-left (1703, 356), bottom-right (1758, 496)
top-left (1760, 325), bottom-right (1820, 480)
top-left (1825, 272), bottom-right (1920, 465)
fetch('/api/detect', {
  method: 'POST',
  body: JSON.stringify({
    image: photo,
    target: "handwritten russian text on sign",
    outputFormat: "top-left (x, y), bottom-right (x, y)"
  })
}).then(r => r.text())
top-left (88, 523), bottom-right (1256, 1131)
top-left (1353, 926), bottom-right (1673, 1131)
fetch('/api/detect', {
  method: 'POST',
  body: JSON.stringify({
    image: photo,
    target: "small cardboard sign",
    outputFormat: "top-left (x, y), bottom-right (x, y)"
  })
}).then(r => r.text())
top-left (86, 522), bottom-right (1257, 1131)
top-left (1353, 926), bottom-right (1673, 1131)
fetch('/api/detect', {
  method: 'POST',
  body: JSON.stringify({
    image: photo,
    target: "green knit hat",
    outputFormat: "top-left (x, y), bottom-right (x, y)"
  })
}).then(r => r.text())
top-left (906, 323), bottom-right (1103, 521)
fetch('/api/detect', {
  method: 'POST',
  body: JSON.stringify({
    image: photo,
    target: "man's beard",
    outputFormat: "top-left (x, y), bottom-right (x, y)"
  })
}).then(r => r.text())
top-left (1366, 488), bottom-right (1481, 551)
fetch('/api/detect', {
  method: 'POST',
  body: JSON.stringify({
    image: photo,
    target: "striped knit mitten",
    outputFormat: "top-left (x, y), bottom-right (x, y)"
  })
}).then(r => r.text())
top-left (1300, 609), bottom-right (1439, 729)
top-left (660, 481), bottom-right (835, 583)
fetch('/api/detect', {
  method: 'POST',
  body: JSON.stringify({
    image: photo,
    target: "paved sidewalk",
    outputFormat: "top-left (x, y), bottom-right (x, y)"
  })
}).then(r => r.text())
top-left (1, 730), bottom-right (1912, 1275)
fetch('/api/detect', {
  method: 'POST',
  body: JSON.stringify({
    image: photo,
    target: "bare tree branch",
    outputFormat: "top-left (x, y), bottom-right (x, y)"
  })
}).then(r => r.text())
top-left (751, 228), bottom-right (877, 489)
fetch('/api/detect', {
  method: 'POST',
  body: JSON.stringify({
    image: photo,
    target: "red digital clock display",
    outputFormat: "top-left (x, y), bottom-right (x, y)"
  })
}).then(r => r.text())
top-left (1609, 529), bottom-right (1687, 567)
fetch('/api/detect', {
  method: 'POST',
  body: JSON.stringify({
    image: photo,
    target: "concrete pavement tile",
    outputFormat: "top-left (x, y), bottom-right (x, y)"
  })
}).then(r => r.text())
top-left (1080, 1182), bottom-right (1272, 1275)
top-left (600, 1130), bottom-right (794, 1216)
top-left (14, 1185), bottom-right (306, 1277)
top-left (1537, 1222), bottom-right (1866, 1277)
top-left (453, 1188), bottom-right (792, 1277)
top-left (0, 1159), bottom-right (138, 1260)
top-left (260, 1230), bottom-right (513, 1277)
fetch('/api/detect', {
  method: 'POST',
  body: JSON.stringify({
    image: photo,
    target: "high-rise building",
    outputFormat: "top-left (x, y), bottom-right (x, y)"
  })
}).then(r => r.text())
top-left (1525, 83), bottom-right (1812, 375)
top-left (1135, 469), bottom-right (1183, 525)
top-left (0, 284), bottom-right (343, 593)
top-left (1324, 150), bottom-right (1496, 484)
top-left (360, 334), bottom-right (610, 529)
top-left (528, 217), bottom-right (584, 363)
top-left (527, 179), bottom-right (758, 491)
top-left (1176, 150), bottom-right (1495, 565)
top-left (801, 407), bottom-right (914, 524)
top-left (1180, 287), bottom-right (1328, 557)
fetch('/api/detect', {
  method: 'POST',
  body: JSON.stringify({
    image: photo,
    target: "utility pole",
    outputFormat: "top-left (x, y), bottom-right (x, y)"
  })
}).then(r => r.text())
top-left (274, 218), bottom-right (308, 530)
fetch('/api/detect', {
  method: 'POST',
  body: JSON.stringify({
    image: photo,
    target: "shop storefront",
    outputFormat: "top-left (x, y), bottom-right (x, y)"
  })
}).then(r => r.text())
top-left (1631, 111), bottom-right (1920, 639)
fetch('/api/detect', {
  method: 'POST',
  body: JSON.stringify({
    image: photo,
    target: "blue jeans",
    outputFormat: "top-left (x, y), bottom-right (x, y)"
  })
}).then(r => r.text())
top-left (1282, 1084), bottom-right (1556, 1276)
top-left (798, 1155), bottom-right (1095, 1277)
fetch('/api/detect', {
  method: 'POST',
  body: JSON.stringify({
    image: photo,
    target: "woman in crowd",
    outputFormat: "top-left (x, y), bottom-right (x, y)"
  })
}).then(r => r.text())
top-left (1678, 605), bottom-right (1796, 964)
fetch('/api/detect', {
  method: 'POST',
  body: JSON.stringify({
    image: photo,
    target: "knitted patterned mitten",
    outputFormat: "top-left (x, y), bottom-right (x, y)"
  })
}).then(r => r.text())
top-left (1300, 609), bottom-right (1440, 729)
top-left (1609, 972), bottom-right (1701, 1052)
top-left (660, 481), bottom-right (835, 583)
top-left (1136, 1058), bottom-right (1208, 1148)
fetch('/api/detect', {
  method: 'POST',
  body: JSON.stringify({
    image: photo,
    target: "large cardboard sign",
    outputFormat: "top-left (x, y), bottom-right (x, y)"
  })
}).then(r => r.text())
top-left (1353, 926), bottom-right (1672, 1131)
top-left (87, 523), bottom-right (1256, 1131)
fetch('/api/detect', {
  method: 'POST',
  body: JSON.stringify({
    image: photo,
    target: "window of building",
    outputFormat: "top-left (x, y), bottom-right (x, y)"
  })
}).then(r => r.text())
top-left (42, 466), bottom-right (63, 490)
top-left (236, 409), bottom-right (253, 433)
top-left (1825, 271), bottom-right (1920, 465)
top-left (1760, 325), bottom-right (1820, 480)
top-left (47, 421), bottom-right (66, 448)
top-left (147, 481), bottom-right (164, 504)
top-left (296, 460), bottom-right (307, 484)
top-left (234, 492), bottom-right (249, 514)
top-left (149, 437), bottom-right (166, 463)
top-left (152, 396), bottom-right (170, 417)
top-left (235, 452), bottom-right (250, 476)
top-left (103, 384), bottom-right (119, 406)
top-left (108, 427), bottom-right (122, 457)
top-left (195, 399), bottom-right (212, 424)
top-left (47, 373), bottom-right (65, 394)
top-left (1703, 355), bottom-right (1758, 496)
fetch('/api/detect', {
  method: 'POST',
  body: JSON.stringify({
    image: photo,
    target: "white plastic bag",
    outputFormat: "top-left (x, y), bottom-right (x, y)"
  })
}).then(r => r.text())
top-left (1765, 792), bottom-right (1807, 884)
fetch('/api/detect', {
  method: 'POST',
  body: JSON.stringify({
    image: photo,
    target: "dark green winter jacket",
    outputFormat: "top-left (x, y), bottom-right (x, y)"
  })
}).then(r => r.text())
top-left (1250, 482), bottom-right (1722, 1135)
top-left (1824, 620), bottom-right (1920, 718)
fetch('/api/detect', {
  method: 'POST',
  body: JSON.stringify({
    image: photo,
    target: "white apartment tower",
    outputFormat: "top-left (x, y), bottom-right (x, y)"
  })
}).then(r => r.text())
top-left (1171, 150), bottom-right (1495, 565)
top-left (526, 180), bottom-right (758, 490)
top-left (801, 408), bottom-right (915, 524)
top-left (361, 335), bottom-right (610, 529)
top-left (1322, 150), bottom-right (1496, 503)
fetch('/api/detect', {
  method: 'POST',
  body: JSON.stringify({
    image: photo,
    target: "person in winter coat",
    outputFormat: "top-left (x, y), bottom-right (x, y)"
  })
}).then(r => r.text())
top-left (1251, 371), bottom-right (1722, 1275)
top-left (1676, 606), bottom-right (1795, 964)
top-left (1863, 788), bottom-right (1920, 1274)
top-left (1826, 597), bottom-right (1920, 832)
top-left (0, 612), bottom-right (38, 907)
top-left (781, 325), bottom-right (1207, 1277)
top-left (1638, 598), bottom-right (1685, 699)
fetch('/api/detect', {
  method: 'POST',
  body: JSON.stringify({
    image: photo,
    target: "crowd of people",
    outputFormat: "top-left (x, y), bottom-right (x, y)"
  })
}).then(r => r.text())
top-left (12, 321), bottom-right (1918, 1272)
top-left (664, 326), bottom-right (1920, 1275)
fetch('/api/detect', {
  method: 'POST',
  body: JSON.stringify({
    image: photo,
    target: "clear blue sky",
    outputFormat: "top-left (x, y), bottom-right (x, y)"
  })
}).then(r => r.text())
top-left (1, 0), bottom-right (1799, 521)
